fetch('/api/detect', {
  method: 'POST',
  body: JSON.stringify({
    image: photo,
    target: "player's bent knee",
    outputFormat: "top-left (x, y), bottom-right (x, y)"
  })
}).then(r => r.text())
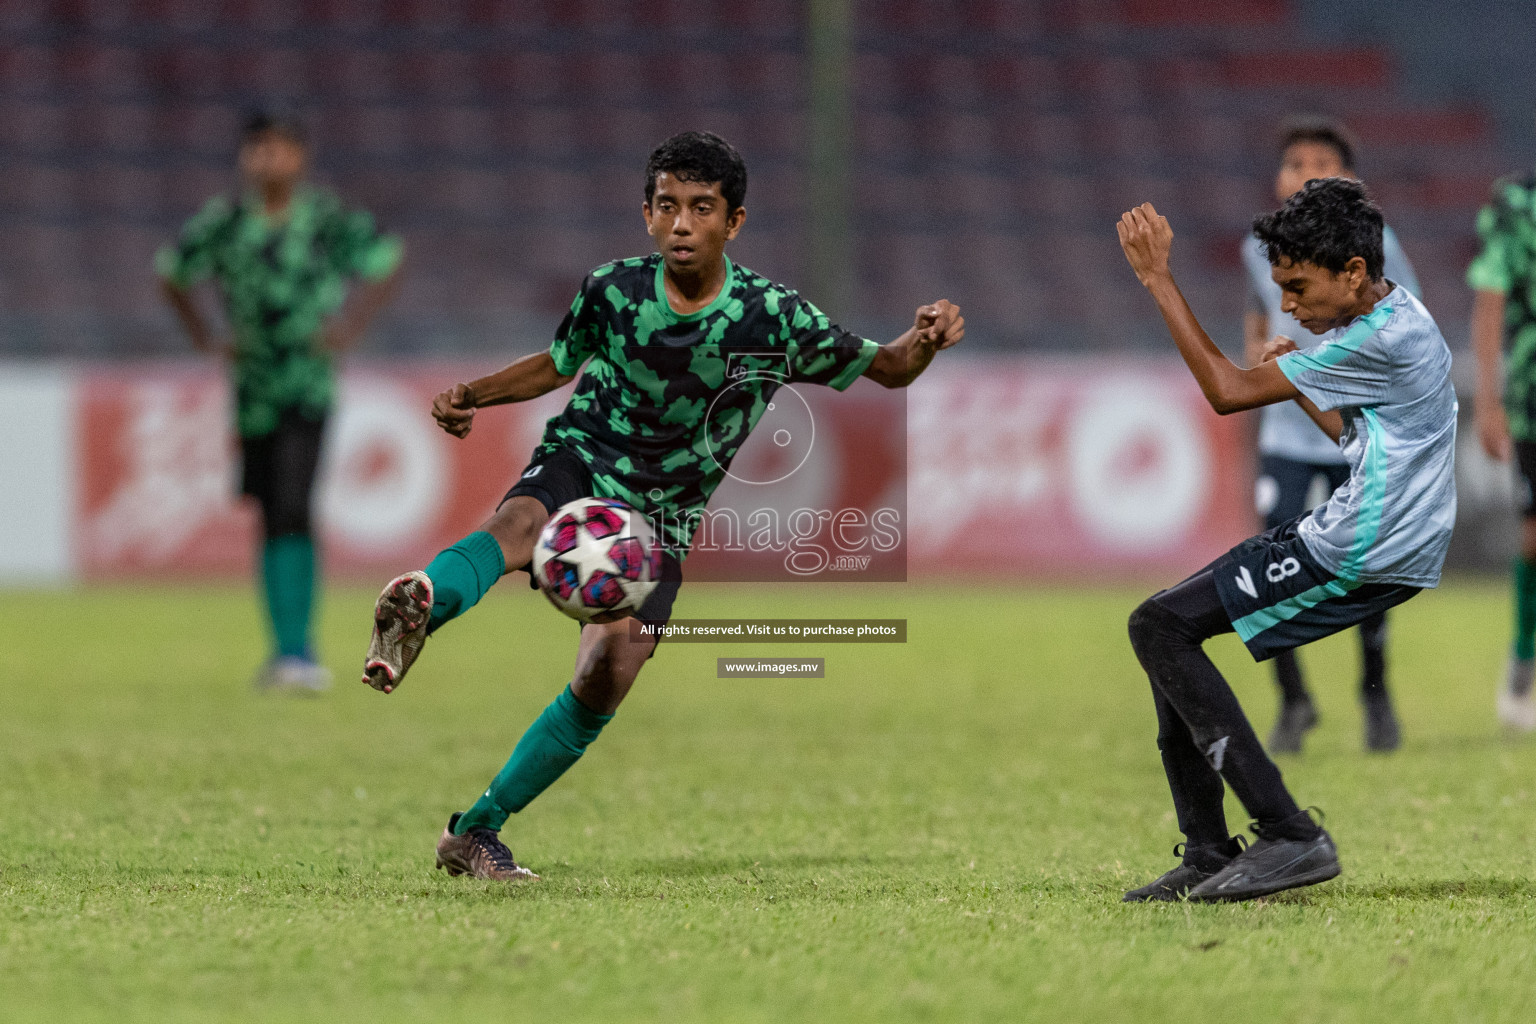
top-left (484, 496), bottom-right (548, 569)
top-left (1127, 599), bottom-right (1165, 654)
top-left (488, 497), bottom-right (545, 540)
top-left (1129, 597), bottom-right (1203, 658)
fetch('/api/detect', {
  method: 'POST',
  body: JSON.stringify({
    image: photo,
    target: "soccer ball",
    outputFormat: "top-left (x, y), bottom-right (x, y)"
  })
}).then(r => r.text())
top-left (531, 498), bottom-right (664, 623)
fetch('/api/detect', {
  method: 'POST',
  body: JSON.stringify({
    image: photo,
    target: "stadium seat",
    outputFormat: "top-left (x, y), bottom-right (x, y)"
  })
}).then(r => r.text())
top-left (0, 1), bottom-right (1515, 356)
top-left (1118, 0), bottom-right (1287, 27)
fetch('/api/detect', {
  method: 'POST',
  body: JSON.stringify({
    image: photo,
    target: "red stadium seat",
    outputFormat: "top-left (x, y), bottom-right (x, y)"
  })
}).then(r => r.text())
top-left (0, 0), bottom-right (1514, 355)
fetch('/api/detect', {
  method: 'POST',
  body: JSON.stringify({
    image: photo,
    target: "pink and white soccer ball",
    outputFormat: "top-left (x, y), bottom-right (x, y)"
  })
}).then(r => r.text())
top-left (531, 498), bottom-right (664, 623)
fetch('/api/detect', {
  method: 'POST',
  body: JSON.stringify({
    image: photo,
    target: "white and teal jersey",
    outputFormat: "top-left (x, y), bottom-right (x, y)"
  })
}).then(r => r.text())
top-left (1275, 285), bottom-right (1457, 587)
top-left (1245, 226), bottom-right (1420, 464)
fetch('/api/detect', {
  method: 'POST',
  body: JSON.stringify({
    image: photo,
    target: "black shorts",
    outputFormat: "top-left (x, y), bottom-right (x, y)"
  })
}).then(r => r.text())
top-left (502, 447), bottom-right (683, 628)
top-left (1255, 454), bottom-right (1350, 531)
top-left (1516, 441), bottom-right (1536, 517)
top-left (240, 408), bottom-right (326, 540)
top-left (1212, 515), bottom-right (1420, 662)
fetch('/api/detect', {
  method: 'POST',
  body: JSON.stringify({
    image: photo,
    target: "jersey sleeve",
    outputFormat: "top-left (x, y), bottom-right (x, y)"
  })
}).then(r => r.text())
top-left (321, 204), bottom-right (404, 281)
top-left (1276, 306), bottom-right (1395, 410)
top-left (154, 196), bottom-right (234, 287)
top-left (549, 274), bottom-right (606, 376)
top-left (1467, 185), bottom-right (1521, 295)
top-left (781, 293), bottom-right (879, 391)
top-left (1382, 225), bottom-right (1422, 299)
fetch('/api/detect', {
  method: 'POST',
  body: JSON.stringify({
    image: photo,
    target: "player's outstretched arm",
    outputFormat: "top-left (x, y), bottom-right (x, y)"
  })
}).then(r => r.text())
top-left (1118, 203), bottom-right (1299, 415)
top-left (431, 351), bottom-right (576, 438)
top-left (863, 300), bottom-right (965, 388)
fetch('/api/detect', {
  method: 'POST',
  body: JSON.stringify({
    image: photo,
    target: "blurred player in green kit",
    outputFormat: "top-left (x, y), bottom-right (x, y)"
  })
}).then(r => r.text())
top-left (157, 112), bottom-right (404, 691)
top-left (1470, 168), bottom-right (1536, 731)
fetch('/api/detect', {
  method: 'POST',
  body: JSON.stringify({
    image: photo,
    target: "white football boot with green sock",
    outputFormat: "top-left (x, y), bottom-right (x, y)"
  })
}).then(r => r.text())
top-left (364, 531), bottom-right (506, 693)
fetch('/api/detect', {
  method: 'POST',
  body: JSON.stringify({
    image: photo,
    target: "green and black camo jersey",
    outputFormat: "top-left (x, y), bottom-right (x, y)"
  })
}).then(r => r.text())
top-left (156, 187), bottom-right (403, 438)
top-left (1469, 173), bottom-right (1536, 440)
top-left (538, 254), bottom-right (880, 557)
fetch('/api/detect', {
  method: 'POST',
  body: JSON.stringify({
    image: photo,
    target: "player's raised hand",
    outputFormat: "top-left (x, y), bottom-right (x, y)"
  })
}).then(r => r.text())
top-left (1117, 202), bottom-right (1174, 287)
top-left (913, 300), bottom-right (965, 351)
top-left (1260, 335), bottom-right (1299, 363)
top-left (432, 382), bottom-right (477, 438)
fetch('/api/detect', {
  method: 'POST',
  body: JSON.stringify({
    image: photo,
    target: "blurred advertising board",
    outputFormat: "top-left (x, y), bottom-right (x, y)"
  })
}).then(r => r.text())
top-left (906, 359), bottom-right (1251, 577)
top-left (3, 358), bottom-right (1257, 583)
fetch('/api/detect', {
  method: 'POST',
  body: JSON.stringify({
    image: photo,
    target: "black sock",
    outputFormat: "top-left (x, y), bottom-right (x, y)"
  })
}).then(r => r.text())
top-left (1256, 807), bottom-right (1323, 842)
top-left (1272, 649), bottom-right (1311, 705)
top-left (1183, 836), bottom-right (1244, 871)
top-left (1129, 573), bottom-right (1305, 830)
top-left (1359, 613), bottom-right (1388, 699)
top-left (1152, 692), bottom-right (1229, 849)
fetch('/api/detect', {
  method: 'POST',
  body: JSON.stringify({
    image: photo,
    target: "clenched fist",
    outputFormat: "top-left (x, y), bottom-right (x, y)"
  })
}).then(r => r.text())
top-left (1259, 335), bottom-right (1299, 363)
top-left (432, 383), bottom-right (477, 438)
top-left (913, 299), bottom-right (965, 351)
top-left (1117, 202), bottom-right (1174, 287)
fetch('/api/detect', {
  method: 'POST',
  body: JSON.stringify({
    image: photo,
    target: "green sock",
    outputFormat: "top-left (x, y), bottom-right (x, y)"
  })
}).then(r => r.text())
top-left (262, 534), bottom-right (316, 659)
top-left (424, 531), bottom-right (505, 633)
top-left (1515, 558), bottom-right (1536, 661)
top-left (454, 684), bottom-right (614, 834)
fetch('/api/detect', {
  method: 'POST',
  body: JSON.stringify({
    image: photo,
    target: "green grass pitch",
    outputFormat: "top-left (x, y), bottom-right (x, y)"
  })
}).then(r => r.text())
top-left (3, 579), bottom-right (1535, 1022)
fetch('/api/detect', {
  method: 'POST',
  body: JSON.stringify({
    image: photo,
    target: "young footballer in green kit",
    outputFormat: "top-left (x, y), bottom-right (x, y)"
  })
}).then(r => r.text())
top-left (158, 112), bottom-right (403, 691)
top-left (361, 131), bottom-right (964, 880)
top-left (1470, 168), bottom-right (1536, 731)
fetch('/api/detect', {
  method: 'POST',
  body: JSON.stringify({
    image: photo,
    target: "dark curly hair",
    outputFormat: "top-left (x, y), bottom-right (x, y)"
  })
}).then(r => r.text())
top-left (644, 131), bottom-right (747, 212)
top-left (1278, 114), bottom-right (1357, 171)
top-left (1252, 177), bottom-right (1384, 281)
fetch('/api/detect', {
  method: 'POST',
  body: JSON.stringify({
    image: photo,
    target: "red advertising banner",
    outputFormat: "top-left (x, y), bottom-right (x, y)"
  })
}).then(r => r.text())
top-left (78, 364), bottom-right (531, 579)
top-left (907, 359), bottom-right (1252, 576)
top-left (74, 358), bottom-right (1250, 581)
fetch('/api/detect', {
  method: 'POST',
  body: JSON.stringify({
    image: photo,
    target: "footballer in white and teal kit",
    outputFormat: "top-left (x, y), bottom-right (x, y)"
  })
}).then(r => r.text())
top-left (1223, 282), bottom-right (1456, 655)
top-left (1241, 115), bottom-right (1422, 753)
top-left (1117, 178), bottom-right (1456, 903)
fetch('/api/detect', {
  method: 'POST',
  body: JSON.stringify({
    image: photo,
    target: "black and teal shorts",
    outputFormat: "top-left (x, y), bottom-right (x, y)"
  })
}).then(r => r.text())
top-left (240, 407), bottom-right (326, 540)
top-left (1212, 515), bottom-right (1420, 662)
top-left (502, 446), bottom-right (683, 629)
